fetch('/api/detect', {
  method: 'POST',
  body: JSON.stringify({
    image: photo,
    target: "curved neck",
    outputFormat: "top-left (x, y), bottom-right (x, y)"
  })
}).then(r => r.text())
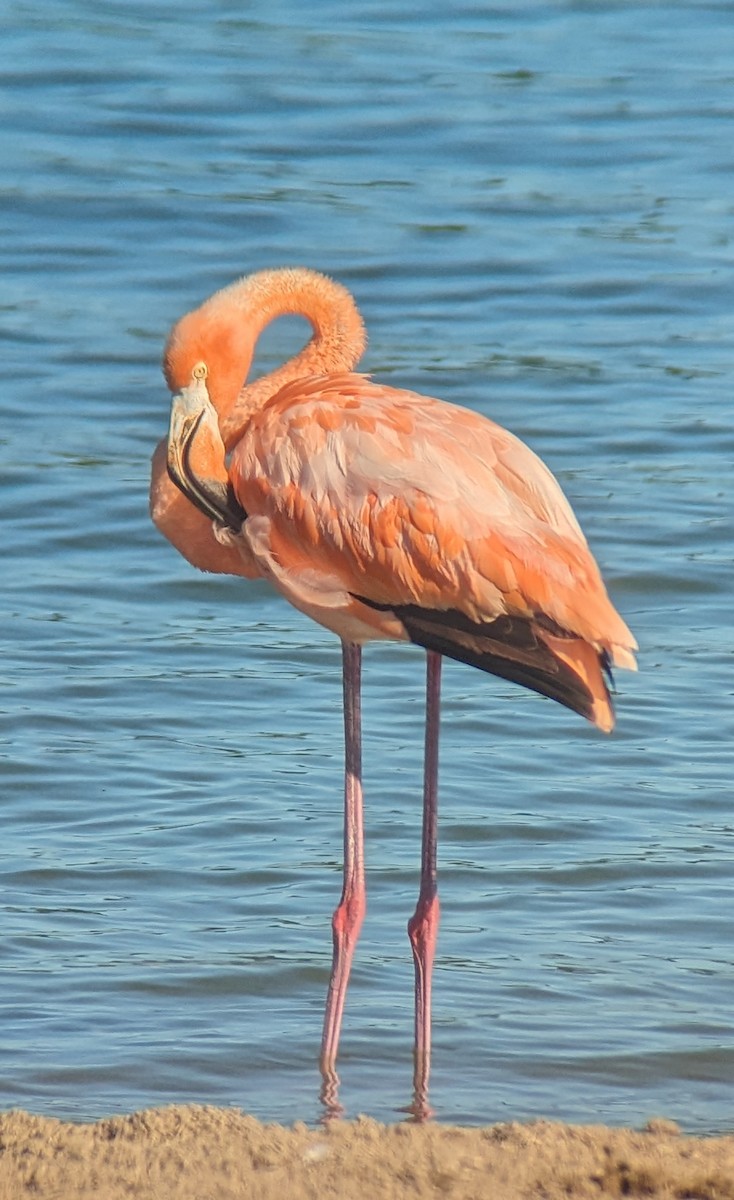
top-left (205, 268), bottom-right (367, 444)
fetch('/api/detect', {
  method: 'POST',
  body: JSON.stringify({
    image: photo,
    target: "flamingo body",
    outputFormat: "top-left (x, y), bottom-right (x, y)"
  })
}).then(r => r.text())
top-left (150, 267), bottom-right (636, 1116)
top-left (226, 371), bottom-right (634, 730)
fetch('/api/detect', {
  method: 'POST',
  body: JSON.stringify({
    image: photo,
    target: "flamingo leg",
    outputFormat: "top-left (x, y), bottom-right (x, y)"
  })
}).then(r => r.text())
top-left (319, 640), bottom-right (366, 1113)
top-left (408, 650), bottom-right (442, 1119)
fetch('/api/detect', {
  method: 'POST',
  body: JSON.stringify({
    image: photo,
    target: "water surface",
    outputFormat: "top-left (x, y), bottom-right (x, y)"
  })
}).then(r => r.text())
top-left (1, 1), bottom-right (732, 1131)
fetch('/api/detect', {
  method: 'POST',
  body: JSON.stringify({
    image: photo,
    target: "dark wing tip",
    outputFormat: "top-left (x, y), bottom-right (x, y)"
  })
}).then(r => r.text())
top-left (353, 596), bottom-right (612, 726)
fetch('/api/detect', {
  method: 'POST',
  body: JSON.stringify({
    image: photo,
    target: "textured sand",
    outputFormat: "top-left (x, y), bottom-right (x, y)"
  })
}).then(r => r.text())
top-left (0, 1106), bottom-right (732, 1199)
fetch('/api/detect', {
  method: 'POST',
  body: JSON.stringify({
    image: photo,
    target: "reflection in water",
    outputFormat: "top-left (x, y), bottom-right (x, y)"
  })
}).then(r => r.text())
top-left (319, 1066), bottom-right (343, 1123)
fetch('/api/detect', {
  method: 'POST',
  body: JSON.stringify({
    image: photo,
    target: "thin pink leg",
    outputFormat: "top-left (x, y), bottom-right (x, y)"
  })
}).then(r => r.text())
top-left (408, 650), bottom-right (442, 1120)
top-left (319, 640), bottom-right (366, 1114)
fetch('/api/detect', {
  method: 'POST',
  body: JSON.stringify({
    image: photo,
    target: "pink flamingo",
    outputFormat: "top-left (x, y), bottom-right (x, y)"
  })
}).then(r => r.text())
top-left (150, 267), bottom-right (637, 1116)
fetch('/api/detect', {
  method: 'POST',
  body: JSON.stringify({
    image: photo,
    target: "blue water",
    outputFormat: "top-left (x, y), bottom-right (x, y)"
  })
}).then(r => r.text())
top-left (1, 0), bottom-right (732, 1132)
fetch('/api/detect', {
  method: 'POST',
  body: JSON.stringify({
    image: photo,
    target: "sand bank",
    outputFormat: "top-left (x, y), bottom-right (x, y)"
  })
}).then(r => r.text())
top-left (0, 1105), bottom-right (732, 1199)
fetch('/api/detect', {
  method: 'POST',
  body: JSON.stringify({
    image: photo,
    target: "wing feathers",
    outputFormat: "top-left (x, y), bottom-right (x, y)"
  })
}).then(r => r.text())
top-left (354, 597), bottom-right (615, 731)
top-left (231, 376), bottom-right (634, 728)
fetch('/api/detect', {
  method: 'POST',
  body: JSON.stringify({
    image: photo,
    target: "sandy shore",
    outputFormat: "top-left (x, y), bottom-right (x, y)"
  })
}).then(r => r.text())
top-left (0, 1106), bottom-right (732, 1199)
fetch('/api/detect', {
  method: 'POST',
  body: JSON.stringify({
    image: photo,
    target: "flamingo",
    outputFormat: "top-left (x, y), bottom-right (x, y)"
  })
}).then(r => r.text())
top-left (150, 267), bottom-right (637, 1117)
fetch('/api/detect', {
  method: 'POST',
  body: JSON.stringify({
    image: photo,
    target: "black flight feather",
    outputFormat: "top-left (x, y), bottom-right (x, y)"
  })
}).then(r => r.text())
top-left (352, 596), bottom-right (612, 725)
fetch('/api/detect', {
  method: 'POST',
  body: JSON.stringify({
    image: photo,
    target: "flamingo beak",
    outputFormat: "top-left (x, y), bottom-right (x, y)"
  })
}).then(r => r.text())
top-left (167, 377), bottom-right (212, 468)
top-left (166, 381), bottom-right (245, 530)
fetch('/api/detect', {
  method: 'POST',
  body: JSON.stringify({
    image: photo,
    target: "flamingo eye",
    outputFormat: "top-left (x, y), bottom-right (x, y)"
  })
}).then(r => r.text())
top-left (192, 361), bottom-right (208, 381)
